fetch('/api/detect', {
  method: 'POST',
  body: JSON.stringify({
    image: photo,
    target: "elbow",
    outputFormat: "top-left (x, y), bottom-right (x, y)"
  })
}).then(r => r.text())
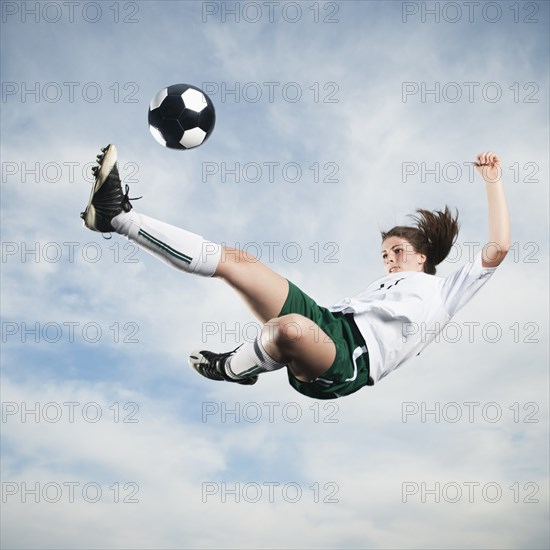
top-left (482, 242), bottom-right (510, 268)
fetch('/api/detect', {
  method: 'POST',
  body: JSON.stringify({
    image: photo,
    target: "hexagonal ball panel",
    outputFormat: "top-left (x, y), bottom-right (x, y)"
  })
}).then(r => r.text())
top-left (180, 127), bottom-right (206, 148)
top-left (149, 125), bottom-right (166, 147)
top-left (182, 88), bottom-right (208, 113)
top-left (149, 87), bottom-right (168, 111)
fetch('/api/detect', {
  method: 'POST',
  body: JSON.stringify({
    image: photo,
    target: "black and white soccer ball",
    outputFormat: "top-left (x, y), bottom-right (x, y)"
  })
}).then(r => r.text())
top-left (148, 84), bottom-right (216, 150)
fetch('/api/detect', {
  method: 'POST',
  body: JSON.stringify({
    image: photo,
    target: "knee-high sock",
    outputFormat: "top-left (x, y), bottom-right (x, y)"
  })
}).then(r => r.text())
top-left (225, 335), bottom-right (286, 379)
top-left (111, 210), bottom-right (221, 277)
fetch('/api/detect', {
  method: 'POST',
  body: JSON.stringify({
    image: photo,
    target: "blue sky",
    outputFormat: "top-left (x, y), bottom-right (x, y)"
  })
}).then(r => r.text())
top-left (1, 1), bottom-right (549, 548)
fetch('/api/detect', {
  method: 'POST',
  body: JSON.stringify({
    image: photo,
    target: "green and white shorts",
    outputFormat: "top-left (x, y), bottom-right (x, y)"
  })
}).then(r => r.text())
top-left (278, 280), bottom-right (373, 400)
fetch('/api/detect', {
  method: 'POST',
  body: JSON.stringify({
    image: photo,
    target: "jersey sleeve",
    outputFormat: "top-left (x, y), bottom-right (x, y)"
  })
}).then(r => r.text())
top-left (440, 250), bottom-right (499, 317)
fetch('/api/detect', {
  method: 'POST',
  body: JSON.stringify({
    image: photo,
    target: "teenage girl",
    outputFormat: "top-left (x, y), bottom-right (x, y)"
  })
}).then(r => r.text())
top-left (81, 147), bottom-right (509, 399)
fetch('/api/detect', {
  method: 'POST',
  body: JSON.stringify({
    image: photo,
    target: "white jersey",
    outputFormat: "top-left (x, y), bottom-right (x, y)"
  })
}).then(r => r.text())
top-left (329, 250), bottom-right (498, 383)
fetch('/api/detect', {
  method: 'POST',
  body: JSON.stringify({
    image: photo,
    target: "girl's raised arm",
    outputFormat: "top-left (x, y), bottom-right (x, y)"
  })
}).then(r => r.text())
top-left (474, 151), bottom-right (511, 268)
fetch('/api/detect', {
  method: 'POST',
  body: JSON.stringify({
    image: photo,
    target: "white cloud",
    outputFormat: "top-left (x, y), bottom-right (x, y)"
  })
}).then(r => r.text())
top-left (1, 2), bottom-right (548, 549)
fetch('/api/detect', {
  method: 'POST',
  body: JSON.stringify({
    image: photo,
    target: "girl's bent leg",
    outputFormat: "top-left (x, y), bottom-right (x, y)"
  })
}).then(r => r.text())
top-left (262, 314), bottom-right (336, 381)
top-left (227, 313), bottom-right (336, 383)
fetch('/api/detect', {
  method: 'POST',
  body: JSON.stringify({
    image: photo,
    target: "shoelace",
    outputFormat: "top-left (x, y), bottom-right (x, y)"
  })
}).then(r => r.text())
top-left (101, 184), bottom-right (143, 240)
top-left (123, 183), bottom-right (143, 203)
top-left (200, 345), bottom-right (243, 378)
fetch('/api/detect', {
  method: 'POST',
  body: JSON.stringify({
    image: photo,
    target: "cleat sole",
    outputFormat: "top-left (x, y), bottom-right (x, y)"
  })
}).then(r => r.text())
top-left (81, 144), bottom-right (117, 231)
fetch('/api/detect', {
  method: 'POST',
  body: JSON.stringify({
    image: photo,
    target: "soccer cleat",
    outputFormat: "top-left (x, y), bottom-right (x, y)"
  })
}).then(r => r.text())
top-left (189, 348), bottom-right (258, 386)
top-left (80, 144), bottom-right (135, 233)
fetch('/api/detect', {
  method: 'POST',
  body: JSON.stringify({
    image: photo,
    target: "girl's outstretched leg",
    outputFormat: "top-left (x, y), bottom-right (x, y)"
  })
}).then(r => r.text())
top-left (111, 210), bottom-right (221, 277)
top-left (111, 215), bottom-right (290, 323)
top-left (81, 145), bottom-right (289, 322)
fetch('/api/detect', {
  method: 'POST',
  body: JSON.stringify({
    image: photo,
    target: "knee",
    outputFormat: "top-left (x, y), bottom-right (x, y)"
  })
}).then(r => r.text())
top-left (263, 314), bottom-right (309, 347)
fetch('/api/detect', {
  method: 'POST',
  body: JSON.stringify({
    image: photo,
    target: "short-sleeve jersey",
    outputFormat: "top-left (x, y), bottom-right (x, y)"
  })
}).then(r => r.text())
top-left (329, 250), bottom-right (499, 383)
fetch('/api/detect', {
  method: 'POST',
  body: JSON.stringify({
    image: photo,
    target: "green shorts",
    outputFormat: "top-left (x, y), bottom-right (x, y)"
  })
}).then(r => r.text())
top-left (278, 280), bottom-right (373, 400)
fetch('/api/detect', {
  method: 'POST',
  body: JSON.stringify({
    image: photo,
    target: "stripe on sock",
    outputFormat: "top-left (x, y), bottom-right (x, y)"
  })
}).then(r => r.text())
top-left (138, 228), bottom-right (192, 264)
top-left (236, 364), bottom-right (263, 378)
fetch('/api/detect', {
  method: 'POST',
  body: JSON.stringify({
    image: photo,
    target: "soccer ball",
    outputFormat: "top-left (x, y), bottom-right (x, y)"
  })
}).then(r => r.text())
top-left (148, 84), bottom-right (216, 150)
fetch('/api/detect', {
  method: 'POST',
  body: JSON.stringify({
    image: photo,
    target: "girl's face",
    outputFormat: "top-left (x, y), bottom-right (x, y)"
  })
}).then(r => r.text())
top-left (381, 237), bottom-right (426, 275)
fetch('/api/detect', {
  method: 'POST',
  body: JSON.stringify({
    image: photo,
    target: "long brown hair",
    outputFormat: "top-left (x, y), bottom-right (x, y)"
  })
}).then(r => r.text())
top-left (380, 206), bottom-right (460, 275)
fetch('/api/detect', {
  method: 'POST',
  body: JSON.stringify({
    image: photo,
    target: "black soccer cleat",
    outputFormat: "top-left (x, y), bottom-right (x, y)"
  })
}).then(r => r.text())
top-left (80, 144), bottom-right (135, 233)
top-left (188, 348), bottom-right (258, 386)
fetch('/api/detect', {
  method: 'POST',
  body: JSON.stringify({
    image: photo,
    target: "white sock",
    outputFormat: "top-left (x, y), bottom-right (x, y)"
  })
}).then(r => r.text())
top-left (111, 211), bottom-right (221, 277)
top-left (225, 336), bottom-right (286, 379)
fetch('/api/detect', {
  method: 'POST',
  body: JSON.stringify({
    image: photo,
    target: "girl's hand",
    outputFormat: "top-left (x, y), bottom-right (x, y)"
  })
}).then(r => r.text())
top-left (474, 151), bottom-right (501, 183)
